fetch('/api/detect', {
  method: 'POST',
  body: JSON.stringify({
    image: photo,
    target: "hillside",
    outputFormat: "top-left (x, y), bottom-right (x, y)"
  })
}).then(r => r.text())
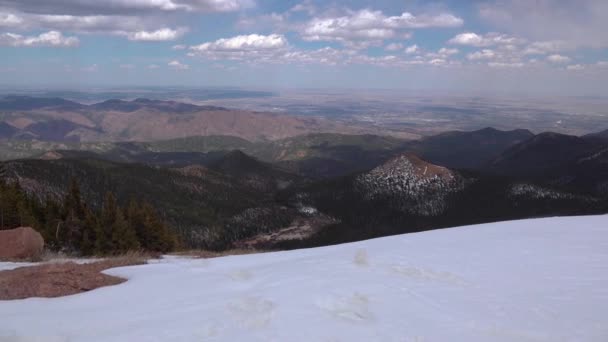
top-left (0, 158), bottom-right (284, 248)
top-left (405, 127), bottom-right (534, 169)
top-left (485, 132), bottom-right (608, 195)
top-left (2, 215), bottom-right (607, 341)
top-left (0, 96), bottom-right (365, 142)
top-left (486, 132), bottom-right (603, 177)
top-left (279, 152), bottom-right (605, 247)
top-left (208, 150), bottom-right (305, 192)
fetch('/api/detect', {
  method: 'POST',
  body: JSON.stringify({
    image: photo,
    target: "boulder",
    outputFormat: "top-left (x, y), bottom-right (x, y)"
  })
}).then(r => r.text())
top-left (0, 227), bottom-right (44, 261)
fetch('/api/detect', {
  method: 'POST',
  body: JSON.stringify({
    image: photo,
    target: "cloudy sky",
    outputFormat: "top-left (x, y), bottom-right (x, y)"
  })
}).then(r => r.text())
top-left (1, 0), bottom-right (607, 95)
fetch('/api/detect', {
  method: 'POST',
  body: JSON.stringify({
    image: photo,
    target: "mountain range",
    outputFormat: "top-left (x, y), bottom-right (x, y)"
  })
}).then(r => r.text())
top-left (0, 96), bottom-right (364, 142)
top-left (1, 96), bottom-right (607, 250)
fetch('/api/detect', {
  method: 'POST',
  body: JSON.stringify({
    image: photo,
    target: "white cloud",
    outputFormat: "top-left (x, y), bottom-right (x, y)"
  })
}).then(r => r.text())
top-left (127, 28), bottom-right (186, 41)
top-left (479, 0), bottom-right (608, 49)
top-left (566, 64), bottom-right (585, 71)
top-left (0, 12), bottom-right (22, 26)
top-left (301, 9), bottom-right (462, 47)
top-left (449, 32), bottom-right (521, 47)
top-left (546, 54), bottom-right (571, 63)
top-left (487, 62), bottom-right (524, 68)
top-left (385, 43), bottom-right (403, 51)
top-left (148, 64), bottom-right (160, 69)
top-left (426, 47), bottom-right (459, 59)
top-left (0, 0), bottom-right (255, 15)
top-left (428, 58), bottom-right (446, 66)
top-left (0, 30), bottom-right (78, 47)
top-left (189, 34), bottom-right (288, 60)
top-left (467, 49), bottom-right (496, 60)
top-left (168, 60), bottom-right (189, 70)
top-left (438, 47), bottom-right (459, 55)
top-left (172, 44), bottom-right (186, 50)
top-left (405, 44), bottom-right (419, 54)
top-left (522, 41), bottom-right (570, 55)
top-left (191, 34), bottom-right (287, 51)
top-left (190, 34), bottom-right (288, 59)
top-left (290, 0), bottom-right (316, 15)
top-left (281, 47), bottom-right (355, 66)
top-left (119, 64), bottom-right (135, 69)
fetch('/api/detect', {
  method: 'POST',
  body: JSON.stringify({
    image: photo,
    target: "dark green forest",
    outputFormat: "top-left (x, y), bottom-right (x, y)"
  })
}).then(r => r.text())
top-left (0, 177), bottom-right (178, 255)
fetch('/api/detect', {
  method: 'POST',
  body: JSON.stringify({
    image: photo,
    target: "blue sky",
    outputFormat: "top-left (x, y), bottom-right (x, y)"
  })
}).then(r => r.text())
top-left (1, 0), bottom-right (607, 95)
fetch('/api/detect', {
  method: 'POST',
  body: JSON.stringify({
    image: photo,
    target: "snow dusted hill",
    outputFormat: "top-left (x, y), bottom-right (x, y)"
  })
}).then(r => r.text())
top-left (1, 215), bottom-right (608, 341)
top-left (356, 153), bottom-right (464, 215)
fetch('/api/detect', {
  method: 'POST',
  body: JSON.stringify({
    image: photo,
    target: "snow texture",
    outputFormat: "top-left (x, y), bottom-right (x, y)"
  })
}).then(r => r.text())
top-left (1, 215), bottom-right (608, 341)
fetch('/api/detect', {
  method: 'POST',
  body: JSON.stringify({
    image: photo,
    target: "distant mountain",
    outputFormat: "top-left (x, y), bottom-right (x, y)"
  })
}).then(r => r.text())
top-left (22, 119), bottom-right (88, 142)
top-left (90, 98), bottom-right (226, 113)
top-left (0, 96), bottom-right (359, 142)
top-left (405, 127), bottom-right (534, 169)
top-left (0, 122), bottom-right (19, 139)
top-left (0, 95), bottom-right (85, 111)
top-left (583, 128), bottom-right (608, 144)
top-left (486, 132), bottom-right (605, 178)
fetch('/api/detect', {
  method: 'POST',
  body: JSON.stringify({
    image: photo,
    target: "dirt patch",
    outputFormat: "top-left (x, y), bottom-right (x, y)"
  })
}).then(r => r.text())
top-left (173, 249), bottom-right (270, 259)
top-left (0, 256), bottom-right (146, 300)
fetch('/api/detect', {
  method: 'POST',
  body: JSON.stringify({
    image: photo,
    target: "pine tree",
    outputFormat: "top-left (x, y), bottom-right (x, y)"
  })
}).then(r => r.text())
top-left (61, 179), bottom-right (87, 252)
top-left (111, 209), bottom-right (140, 253)
top-left (140, 201), bottom-right (177, 252)
top-left (80, 206), bottom-right (98, 256)
top-left (96, 192), bottom-right (118, 254)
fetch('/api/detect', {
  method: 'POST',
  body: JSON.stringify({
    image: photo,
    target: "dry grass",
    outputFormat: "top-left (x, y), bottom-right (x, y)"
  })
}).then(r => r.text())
top-left (173, 248), bottom-right (271, 259)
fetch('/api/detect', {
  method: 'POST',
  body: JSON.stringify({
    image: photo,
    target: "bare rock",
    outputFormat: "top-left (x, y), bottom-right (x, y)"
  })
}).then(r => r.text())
top-left (0, 227), bottom-right (45, 261)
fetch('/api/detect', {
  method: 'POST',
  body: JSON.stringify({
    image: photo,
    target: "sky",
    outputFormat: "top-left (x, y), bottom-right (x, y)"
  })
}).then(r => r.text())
top-left (1, 0), bottom-right (608, 95)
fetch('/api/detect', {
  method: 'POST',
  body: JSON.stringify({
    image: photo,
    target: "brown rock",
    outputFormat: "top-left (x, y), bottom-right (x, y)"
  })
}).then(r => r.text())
top-left (0, 227), bottom-right (45, 261)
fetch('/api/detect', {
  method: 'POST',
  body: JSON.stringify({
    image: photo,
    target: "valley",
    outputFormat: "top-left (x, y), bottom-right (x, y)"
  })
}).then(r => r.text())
top-left (1, 96), bottom-right (607, 252)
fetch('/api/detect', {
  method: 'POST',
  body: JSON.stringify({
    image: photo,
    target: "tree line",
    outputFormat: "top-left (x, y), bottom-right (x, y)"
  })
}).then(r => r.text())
top-left (0, 178), bottom-right (178, 255)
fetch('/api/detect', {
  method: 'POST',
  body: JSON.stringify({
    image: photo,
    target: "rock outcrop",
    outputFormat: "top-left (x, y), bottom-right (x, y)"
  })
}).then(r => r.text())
top-left (0, 227), bottom-right (44, 261)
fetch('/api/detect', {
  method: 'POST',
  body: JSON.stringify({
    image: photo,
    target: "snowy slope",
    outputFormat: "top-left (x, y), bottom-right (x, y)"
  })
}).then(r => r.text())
top-left (1, 215), bottom-right (608, 341)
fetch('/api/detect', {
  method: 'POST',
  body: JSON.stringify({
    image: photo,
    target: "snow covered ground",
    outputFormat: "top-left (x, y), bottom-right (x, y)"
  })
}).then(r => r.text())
top-left (1, 215), bottom-right (608, 341)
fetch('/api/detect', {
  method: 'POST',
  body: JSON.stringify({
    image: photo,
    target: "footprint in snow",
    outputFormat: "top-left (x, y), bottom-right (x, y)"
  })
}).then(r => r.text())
top-left (315, 292), bottom-right (374, 323)
top-left (228, 296), bottom-right (276, 329)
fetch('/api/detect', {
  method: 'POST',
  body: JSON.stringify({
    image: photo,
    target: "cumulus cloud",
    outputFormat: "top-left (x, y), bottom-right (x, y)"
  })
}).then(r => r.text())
top-left (405, 44), bottom-right (419, 54)
top-left (449, 32), bottom-right (520, 47)
top-left (127, 28), bottom-right (186, 41)
top-left (0, 30), bottom-right (78, 47)
top-left (0, 0), bottom-right (255, 15)
top-left (191, 33), bottom-right (286, 51)
top-left (301, 9), bottom-right (462, 47)
top-left (385, 43), bottom-right (404, 51)
top-left (523, 41), bottom-right (570, 55)
top-left (467, 49), bottom-right (496, 60)
top-left (189, 34), bottom-right (288, 60)
top-left (546, 54), bottom-right (571, 63)
top-left (0, 12), bottom-right (22, 26)
top-left (168, 60), bottom-right (189, 70)
top-left (425, 47), bottom-right (459, 60)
